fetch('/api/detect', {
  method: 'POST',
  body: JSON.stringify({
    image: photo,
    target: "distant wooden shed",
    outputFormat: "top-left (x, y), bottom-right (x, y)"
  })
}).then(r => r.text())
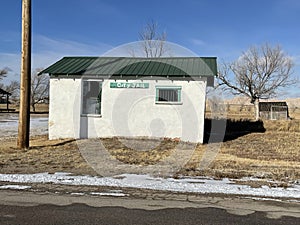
top-left (259, 102), bottom-right (289, 120)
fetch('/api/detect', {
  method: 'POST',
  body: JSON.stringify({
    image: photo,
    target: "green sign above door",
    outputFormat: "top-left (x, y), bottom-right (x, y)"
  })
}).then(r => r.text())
top-left (110, 82), bottom-right (149, 89)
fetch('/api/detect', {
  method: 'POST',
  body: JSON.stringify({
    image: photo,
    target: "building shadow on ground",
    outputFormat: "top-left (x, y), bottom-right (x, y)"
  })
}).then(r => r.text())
top-left (204, 118), bottom-right (265, 144)
top-left (30, 139), bottom-right (76, 149)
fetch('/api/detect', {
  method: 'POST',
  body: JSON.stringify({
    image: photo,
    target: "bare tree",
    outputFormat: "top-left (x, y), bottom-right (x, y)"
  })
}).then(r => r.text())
top-left (1, 80), bottom-right (20, 103)
top-left (217, 44), bottom-right (295, 120)
top-left (31, 69), bottom-right (49, 112)
top-left (0, 67), bottom-right (19, 104)
top-left (0, 67), bottom-right (11, 80)
top-left (138, 20), bottom-right (167, 57)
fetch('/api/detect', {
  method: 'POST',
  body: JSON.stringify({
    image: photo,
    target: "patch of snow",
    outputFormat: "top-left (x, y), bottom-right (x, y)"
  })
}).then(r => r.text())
top-left (0, 114), bottom-right (48, 139)
top-left (90, 192), bottom-right (128, 197)
top-left (0, 173), bottom-right (299, 200)
top-left (0, 185), bottom-right (31, 190)
top-left (70, 192), bottom-right (85, 196)
top-left (245, 196), bottom-right (300, 203)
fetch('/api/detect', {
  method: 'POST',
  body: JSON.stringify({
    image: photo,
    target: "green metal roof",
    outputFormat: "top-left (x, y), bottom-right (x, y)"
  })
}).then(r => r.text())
top-left (39, 57), bottom-right (217, 78)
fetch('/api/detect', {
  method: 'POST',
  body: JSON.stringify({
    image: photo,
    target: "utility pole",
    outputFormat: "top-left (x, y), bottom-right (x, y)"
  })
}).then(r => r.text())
top-left (18, 0), bottom-right (31, 149)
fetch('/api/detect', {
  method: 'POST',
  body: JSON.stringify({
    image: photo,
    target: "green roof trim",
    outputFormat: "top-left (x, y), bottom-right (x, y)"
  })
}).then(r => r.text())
top-left (39, 57), bottom-right (217, 79)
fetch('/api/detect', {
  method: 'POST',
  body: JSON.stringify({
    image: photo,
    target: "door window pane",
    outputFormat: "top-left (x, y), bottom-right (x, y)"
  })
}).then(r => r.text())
top-left (82, 80), bottom-right (102, 114)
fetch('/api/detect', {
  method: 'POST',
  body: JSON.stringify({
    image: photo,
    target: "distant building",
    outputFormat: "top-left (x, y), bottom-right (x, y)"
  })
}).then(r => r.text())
top-left (259, 101), bottom-right (289, 120)
top-left (0, 88), bottom-right (11, 111)
top-left (39, 56), bottom-right (217, 143)
top-left (36, 97), bottom-right (49, 104)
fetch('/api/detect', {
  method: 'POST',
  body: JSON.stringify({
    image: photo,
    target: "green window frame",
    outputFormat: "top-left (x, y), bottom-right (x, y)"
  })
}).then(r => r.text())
top-left (82, 80), bottom-right (102, 115)
top-left (155, 86), bottom-right (182, 104)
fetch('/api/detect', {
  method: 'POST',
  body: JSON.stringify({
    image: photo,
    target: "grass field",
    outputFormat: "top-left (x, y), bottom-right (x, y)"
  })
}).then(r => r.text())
top-left (0, 135), bottom-right (96, 176)
top-left (183, 131), bottom-right (300, 182)
top-left (0, 102), bottom-right (299, 186)
top-left (1, 118), bottom-right (299, 185)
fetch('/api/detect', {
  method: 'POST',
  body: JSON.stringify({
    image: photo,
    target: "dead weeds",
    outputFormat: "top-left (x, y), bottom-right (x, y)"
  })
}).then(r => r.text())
top-left (0, 129), bottom-right (299, 183)
top-left (101, 137), bottom-right (176, 165)
top-left (178, 131), bottom-right (300, 182)
top-left (0, 135), bottom-right (96, 175)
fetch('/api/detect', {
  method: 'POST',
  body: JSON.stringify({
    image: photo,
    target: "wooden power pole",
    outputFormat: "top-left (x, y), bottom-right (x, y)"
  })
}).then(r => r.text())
top-left (18, 0), bottom-right (31, 149)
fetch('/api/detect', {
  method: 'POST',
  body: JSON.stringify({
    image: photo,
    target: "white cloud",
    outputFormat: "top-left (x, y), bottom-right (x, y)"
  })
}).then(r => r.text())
top-left (33, 35), bottom-right (112, 56)
top-left (291, 55), bottom-right (300, 67)
top-left (79, 0), bottom-right (121, 17)
top-left (275, 0), bottom-right (300, 10)
top-left (0, 35), bottom-right (113, 84)
top-left (103, 41), bottom-right (198, 57)
top-left (190, 38), bottom-right (206, 46)
top-left (0, 53), bottom-right (21, 82)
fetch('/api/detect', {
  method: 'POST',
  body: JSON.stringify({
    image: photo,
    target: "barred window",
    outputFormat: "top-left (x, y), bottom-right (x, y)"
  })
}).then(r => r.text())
top-left (156, 86), bottom-right (182, 103)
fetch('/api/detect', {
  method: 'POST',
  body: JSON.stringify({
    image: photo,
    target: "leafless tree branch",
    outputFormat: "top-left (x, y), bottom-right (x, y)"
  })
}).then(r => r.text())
top-left (0, 67), bottom-right (11, 80)
top-left (218, 44), bottom-right (295, 102)
top-left (216, 43), bottom-right (296, 119)
top-left (31, 68), bottom-right (49, 112)
top-left (138, 20), bottom-right (167, 58)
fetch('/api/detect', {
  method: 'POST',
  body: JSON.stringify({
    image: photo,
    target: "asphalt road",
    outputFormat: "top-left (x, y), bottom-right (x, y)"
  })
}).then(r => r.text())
top-left (0, 190), bottom-right (299, 225)
top-left (1, 203), bottom-right (300, 225)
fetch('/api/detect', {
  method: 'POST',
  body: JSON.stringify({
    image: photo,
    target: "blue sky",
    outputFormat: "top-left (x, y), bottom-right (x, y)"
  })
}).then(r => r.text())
top-left (0, 0), bottom-right (299, 97)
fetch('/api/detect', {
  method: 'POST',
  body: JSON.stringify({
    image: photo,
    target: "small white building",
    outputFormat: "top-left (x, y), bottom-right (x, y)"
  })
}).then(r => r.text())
top-left (40, 57), bottom-right (217, 143)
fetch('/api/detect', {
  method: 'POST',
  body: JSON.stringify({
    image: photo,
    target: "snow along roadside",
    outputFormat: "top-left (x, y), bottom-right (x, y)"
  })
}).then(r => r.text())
top-left (0, 172), bottom-right (299, 200)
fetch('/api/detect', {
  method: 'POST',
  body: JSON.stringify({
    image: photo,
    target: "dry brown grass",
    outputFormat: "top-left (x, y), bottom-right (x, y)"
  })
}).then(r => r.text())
top-left (102, 137), bottom-right (176, 165)
top-left (181, 115), bottom-right (300, 181)
top-left (0, 103), bottom-right (49, 113)
top-left (0, 108), bottom-right (299, 183)
top-left (264, 120), bottom-right (300, 132)
top-left (181, 131), bottom-right (300, 182)
top-left (0, 135), bottom-right (95, 175)
top-left (0, 128), bottom-right (299, 183)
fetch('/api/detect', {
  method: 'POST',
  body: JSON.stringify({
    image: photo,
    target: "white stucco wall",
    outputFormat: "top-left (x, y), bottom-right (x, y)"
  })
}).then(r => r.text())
top-left (49, 78), bottom-right (81, 139)
top-left (49, 77), bottom-right (207, 143)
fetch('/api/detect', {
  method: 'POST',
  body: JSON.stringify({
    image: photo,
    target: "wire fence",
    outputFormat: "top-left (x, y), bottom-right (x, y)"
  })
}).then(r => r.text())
top-left (206, 102), bottom-right (300, 120)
